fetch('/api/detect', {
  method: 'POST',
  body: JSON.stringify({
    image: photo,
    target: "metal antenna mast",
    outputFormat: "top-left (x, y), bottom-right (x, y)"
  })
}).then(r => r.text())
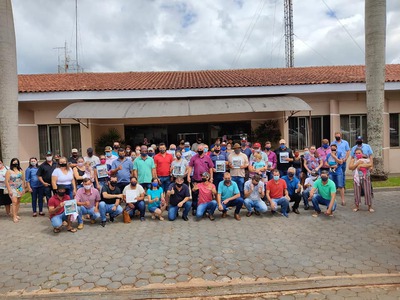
top-left (284, 0), bottom-right (294, 67)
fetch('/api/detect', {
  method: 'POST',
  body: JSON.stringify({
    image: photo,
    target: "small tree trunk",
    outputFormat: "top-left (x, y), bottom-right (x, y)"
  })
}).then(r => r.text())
top-left (0, 0), bottom-right (19, 164)
top-left (365, 0), bottom-right (387, 180)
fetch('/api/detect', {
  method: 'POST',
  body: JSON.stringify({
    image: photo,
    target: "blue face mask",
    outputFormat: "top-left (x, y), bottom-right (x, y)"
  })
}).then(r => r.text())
top-left (148, 152), bottom-right (155, 157)
top-left (204, 148), bottom-right (208, 153)
top-left (273, 175), bottom-right (280, 181)
top-left (151, 182), bottom-right (158, 187)
top-left (280, 144), bottom-right (285, 149)
top-left (322, 144), bottom-right (329, 149)
top-left (185, 147), bottom-right (190, 151)
top-left (105, 152), bottom-right (112, 157)
top-left (221, 146), bottom-right (227, 151)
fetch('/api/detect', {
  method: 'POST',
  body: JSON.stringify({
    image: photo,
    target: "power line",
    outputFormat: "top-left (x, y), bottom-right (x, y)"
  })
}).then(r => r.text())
top-left (321, 0), bottom-right (364, 55)
top-left (294, 33), bottom-right (334, 65)
top-left (232, 0), bottom-right (267, 68)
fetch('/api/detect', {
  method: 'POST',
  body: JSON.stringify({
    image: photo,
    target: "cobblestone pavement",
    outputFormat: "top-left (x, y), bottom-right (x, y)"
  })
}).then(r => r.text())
top-left (1, 190), bottom-right (399, 298)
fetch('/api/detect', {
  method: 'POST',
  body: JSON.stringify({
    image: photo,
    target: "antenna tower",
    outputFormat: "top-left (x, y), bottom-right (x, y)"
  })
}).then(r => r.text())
top-left (284, 0), bottom-right (294, 67)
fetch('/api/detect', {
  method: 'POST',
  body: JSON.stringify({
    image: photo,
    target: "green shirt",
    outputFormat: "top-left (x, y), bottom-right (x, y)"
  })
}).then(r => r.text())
top-left (312, 178), bottom-right (336, 200)
top-left (133, 156), bottom-right (155, 184)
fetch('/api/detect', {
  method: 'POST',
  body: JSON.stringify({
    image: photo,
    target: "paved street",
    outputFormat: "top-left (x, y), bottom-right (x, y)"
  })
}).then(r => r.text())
top-left (1, 190), bottom-right (399, 298)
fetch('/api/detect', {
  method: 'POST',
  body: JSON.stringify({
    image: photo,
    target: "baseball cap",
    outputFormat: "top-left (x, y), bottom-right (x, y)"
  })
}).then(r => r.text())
top-left (105, 146), bottom-right (112, 152)
top-left (46, 150), bottom-right (52, 155)
top-left (253, 142), bottom-right (261, 148)
top-left (184, 142), bottom-right (190, 146)
top-left (71, 148), bottom-right (78, 153)
top-left (356, 136), bottom-right (363, 140)
top-left (221, 141), bottom-right (227, 145)
top-left (87, 147), bottom-right (93, 153)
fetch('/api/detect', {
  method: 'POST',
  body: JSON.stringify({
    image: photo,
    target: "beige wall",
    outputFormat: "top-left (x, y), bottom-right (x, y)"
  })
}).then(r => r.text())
top-left (17, 90), bottom-right (400, 173)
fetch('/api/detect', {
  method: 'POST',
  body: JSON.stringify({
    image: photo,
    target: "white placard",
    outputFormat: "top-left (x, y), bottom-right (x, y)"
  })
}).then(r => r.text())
top-left (126, 189), bottom-right (138, 203)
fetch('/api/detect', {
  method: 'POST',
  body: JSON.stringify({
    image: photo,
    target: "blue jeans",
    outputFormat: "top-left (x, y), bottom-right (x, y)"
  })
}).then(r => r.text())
top-left (213, 174), bottom-right (224, 191)
top-left (159, 176), bottom-right (171, 195)
top-left (196, 200), bottom-right (217, 219)
top-left (330, 171), bottom-right (344, 188)
top-left (221, 197), bottom-right (244, 214)
top-left (341, 162), bottom-right (347, 187)
top-left (51, 212), bottom-right (68, 228)
top-left (244, 198), bottom-right (268, 213)
top-left (271, 197), bottom-right (289, 216)
top-left (44, 185), bottom-right (53, 202)
top-left (64, 184), bottom-right (73, 200)
top-left (311, 194), bottom-right (337, 213)
top-left (168, 201), bottom-right (192, 221)
top-left (231, 176), bottom-right (245, 198)
top-left (80, 206), bottom-right (100, 220)
top-left (99, 201), bottom-right (123, 222)
top-left (31, 186), bottom-right (44, 213)
top-left (126, 201), bottom-right (146, 218)
top-left (302, 187), bottom-right (312, 208)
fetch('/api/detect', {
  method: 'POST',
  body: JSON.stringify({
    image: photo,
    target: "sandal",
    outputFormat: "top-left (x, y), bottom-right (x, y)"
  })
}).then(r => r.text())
top-left (13, 218), bottom-right (19, 223)
top-left (368, 208), bottom-right (375, 213)
top-left (53, 227), bottom-right (61, 233)
top-left (353, 207), bottom-right (359, 212)
top-left (159, 216), bottom-right (164, 221)
top-left (39, 212), bottom-right (45, 216)
top-left (67, 227), bottom-right (77, 233)
top-left (33, 213), bottom-right (37, 217)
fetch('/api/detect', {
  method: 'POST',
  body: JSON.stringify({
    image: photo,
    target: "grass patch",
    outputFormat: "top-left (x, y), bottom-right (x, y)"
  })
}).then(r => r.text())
top-left (345, 176), bottom-right (400, 189)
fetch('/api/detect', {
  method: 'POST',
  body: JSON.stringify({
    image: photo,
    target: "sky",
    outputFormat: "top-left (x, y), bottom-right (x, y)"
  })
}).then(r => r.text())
top-left (12, 0), bottom-right (400, 74)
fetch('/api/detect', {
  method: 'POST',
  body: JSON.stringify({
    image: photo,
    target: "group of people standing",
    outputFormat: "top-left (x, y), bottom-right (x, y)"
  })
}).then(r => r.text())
top-left (0, 132), bottom-right (374, 232)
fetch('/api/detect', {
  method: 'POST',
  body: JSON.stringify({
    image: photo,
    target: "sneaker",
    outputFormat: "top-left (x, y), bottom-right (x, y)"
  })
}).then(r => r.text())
top-left (312, 211), bottom-right (321, 217)
top-left (100, 221), bottom-right (106, 227)
top-left (282, 212), bottom-right (289, 218)
top-left (221, 211), bottom-right (227, 218)
top-left (292, 208), bottom-right (300, 214)
top-left (182, 216), bottom-right (189, 221)
top-left (192, 209), bottom-right (196, 216)
top-left (208, 214), bottom-right (215, 221)
top-left (140, 217), bottom-right (145, 222)
top-left (234, 213), bottom-right (241, 221)
top-left (110, 215), bottom-right (114, 222)
top-left (254, 210), bottom-right (260, 216)
top-left (246, 212), bottom-right (252, 217)
top-left (77, 223), bottom-right (84, 230)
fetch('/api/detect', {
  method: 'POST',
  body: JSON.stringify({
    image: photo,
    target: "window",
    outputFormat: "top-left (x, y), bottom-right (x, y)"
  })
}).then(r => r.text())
top-left (288, 116), bottom-right (330, 150)
top-left (38, 124), bottom-right (81, 159)
top-left (340, 115), bottom-right (367, 143)
top-left (390, 114), bottom-right (399, 147)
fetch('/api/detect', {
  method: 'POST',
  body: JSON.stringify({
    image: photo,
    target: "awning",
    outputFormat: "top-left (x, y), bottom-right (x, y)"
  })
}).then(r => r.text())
top-left (57, 96), bottom-right (312, 119)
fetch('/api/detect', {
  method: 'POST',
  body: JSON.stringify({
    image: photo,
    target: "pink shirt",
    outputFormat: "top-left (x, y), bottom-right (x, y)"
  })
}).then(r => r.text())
top-left (316, 147), bottom-right (331, 168)
top-left (189, 154), bottom-right (213, 181)
top-left (197, 182), bottom-right (216, 205)
top-left (75, 187), bottom-right (101, 208)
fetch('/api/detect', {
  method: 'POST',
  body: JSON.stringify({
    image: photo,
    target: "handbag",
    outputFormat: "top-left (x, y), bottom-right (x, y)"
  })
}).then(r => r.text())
top-left (123, 209), bottom-right (131, 223)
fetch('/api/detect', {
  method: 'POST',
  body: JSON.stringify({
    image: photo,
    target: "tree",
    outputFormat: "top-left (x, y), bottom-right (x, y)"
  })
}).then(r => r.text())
top-left (365, 0), bottom-right (387, 180)
top-left (0, 0), bottom-right (18, 164)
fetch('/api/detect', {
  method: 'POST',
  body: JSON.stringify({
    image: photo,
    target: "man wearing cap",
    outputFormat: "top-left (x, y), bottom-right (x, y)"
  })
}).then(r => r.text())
top-left (308, 170), bottom-right (337, 217)
top-left (281, 167), bottom-right (302, 214)
top-left (217, 172), bottom-right (244, 221)
top-left (187, 144), bottom-right (214, 215)
top-left (228, 143), bottom-right (249, 198)
top-left (331, 131), bottom-right (350, 187)
top-left (37, 150), bottom-right (57, 202)
top-left (68, 148), bottom-right (80, 168)
top-left (275, 139), bottom-right (293, 177)
top-left (243, 174), bottom-right (268, 217)
top-left (133, 145), bottom-right (157, 190)
top-left (111, 148), bottom-right (134, 192)
top-left (351, 136), bottom-right (373, 160)
top-left (48, 185), bottom-right (77, 233)
top-left (105, 146), bottom-right (117, 165)
top-left (249, 142), bottom-right (268, 163)
top-left (84, 147), bottom-right (100, 168)
top-left (264, 141), bottom-right (277, 180)
top-left (210, 143), bottom-right (228, 189)
top-left (166, 176), bottom-right (192, 221)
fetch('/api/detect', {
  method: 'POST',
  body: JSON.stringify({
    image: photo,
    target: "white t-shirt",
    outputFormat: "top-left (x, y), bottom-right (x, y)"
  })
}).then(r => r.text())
top-left (84, 155), bottom-right (100, 168)
top-left (52, 168), bottom-right (74, 185)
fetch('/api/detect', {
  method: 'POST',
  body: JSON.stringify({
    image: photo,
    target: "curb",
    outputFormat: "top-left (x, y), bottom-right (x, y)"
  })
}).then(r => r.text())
top-left (8, 273), bottom-right (400, 299)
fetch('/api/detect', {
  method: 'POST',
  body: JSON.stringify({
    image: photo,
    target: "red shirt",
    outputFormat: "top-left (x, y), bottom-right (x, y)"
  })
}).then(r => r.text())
top-left (266, 179), bottom-right (287, 199)
top-left (48, 194), bottom-right (70, 219)
top-left (154, 152), bottom-right (173, 177)
top-left (197, 182), bottom-right (216, 205)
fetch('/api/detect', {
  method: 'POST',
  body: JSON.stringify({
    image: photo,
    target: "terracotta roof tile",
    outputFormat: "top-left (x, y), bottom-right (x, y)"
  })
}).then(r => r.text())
top-left (18, 65), bottom-right (400, 93)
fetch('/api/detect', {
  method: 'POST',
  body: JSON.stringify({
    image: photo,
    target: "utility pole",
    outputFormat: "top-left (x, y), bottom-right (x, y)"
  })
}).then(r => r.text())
top-left (284, 0), bottom-right (294, 68)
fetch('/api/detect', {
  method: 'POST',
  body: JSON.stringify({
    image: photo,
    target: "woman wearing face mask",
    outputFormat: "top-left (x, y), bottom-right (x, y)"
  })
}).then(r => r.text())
top-left (0, 159), bottom-right (11, 217)
top-left (226, 143), bottom-right (233, 155)
top-left (349, 149), bottom-right (374, 212)
top-left (5, 158), bottom-right (26, 223)
top-left (192, 172), bottom-right (217, 221)
top-left (94, 154), bottom-right (112, 191)
top-left (171, 150), bottom-right (188, 181)
top-left (52, 157), bottom-right (76, 200)
top-left (146, 178), bottom-right (166, 221)
top-left (303, 145), bottom-right (323, 175)
top-left (73, 157), bottom-right (87, 190)
top-left (25, 157), bottom-right (45, 217)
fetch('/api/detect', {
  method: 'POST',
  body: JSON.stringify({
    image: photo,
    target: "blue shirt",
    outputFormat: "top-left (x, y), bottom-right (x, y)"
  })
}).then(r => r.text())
top-left (351, 144), bottom-right (373, 158)
top-left (325, 152), bottom-right (343, 175)
top-left (281, 175), bottom-right (299, 196)
top-left (111, 158), bottom-right (133, 183)
top-left (331, 139), bottom-right (350, 158)
top-left (25, 167), bottom-right (43, 188)
top-left (241, 148), bottom-right (252, 159)
top-left (218, 181), bottom-right (240, 201)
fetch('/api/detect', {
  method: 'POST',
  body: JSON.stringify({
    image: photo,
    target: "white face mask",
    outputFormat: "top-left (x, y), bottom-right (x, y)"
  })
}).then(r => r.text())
top-left (84, 185), bottom-right (92, 190)
top-left (46, 156), bottom-right (53, 161)
top-left (30, 161), bottom-right (37, 166)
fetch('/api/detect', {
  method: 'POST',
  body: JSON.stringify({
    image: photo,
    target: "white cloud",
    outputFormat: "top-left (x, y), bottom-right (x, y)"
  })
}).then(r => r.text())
top-left (11, 0), bottom-right (400, 74)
